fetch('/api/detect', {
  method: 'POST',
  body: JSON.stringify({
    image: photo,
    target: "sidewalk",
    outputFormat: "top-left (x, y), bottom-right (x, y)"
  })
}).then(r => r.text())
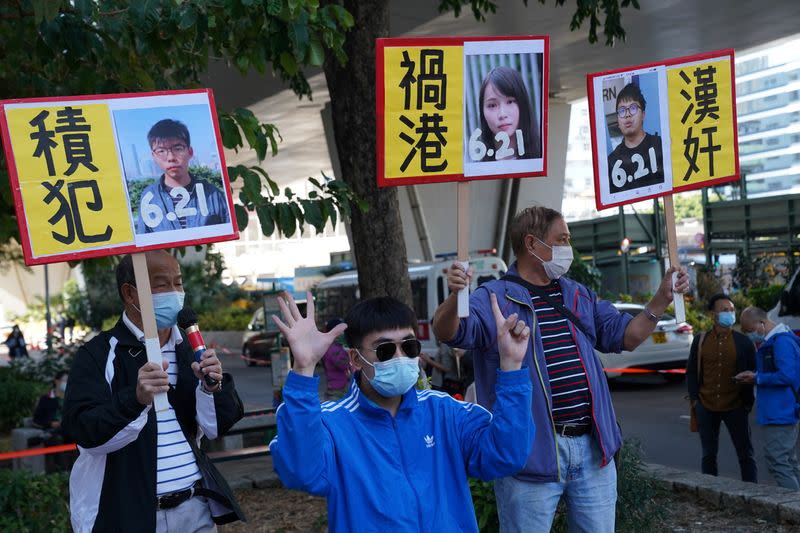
top-left (218, 457), bottom-right (800, 526)
top-left (643, 463), bottom-right (800, 525)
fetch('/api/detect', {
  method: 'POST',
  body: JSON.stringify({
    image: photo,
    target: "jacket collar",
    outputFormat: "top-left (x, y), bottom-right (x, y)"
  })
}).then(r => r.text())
top-left (353, 371), bottom-right (419, 416)
top-left (109, 313), bottom-right (183, 349)
top-left (506, 261), bottom-right (581, 312)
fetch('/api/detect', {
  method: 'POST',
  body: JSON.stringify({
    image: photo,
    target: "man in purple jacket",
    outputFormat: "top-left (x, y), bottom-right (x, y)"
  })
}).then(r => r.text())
top-left (433, 206), bottom-right (689, 532)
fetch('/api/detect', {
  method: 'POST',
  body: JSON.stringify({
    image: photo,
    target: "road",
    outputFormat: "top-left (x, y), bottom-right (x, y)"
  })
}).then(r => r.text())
top-left (222, 349), bottom-right (796, 486)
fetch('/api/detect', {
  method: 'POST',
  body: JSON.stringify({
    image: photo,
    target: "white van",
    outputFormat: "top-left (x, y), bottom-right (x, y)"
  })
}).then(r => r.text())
top-left (314, 255), bottom-right (508, 353)
top-left (769, 267), bottom-right (800, 334)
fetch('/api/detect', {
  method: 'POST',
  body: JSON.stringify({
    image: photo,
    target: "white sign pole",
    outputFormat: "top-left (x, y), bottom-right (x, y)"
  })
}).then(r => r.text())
top-left (663, 196), bottom-right (686, 323)
top-left (131, 253), bottom-right (170, 412)
top-left (457, 182), bottom-right (471, 317)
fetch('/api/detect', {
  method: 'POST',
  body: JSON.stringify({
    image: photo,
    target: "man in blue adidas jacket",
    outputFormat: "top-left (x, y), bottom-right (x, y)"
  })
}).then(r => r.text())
top-left (738, 306), bottom-right (800, 489)
top-left (269, 292), bottom-right (535, 532)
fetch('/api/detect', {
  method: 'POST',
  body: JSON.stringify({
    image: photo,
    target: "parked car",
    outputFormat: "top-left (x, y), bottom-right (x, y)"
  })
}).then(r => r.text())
top-left (597, 303), bottom-right (694, 380)
top-left (242, 295), bottom-right (307, 367)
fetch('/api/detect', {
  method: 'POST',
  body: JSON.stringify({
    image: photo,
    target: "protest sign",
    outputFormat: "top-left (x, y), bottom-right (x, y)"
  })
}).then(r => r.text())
top-left (1, 89), bottom-right (238, 410)
top-left (377, 35), bottom-right (548, 187)
top-left (587, 50), bottom-right (737, 210)
top-left (377, 36), bottom-right (549, 315)
top-left (0, 89), bottom-right (238, 266)
top-left (587, 50), bottom-right (738, 321)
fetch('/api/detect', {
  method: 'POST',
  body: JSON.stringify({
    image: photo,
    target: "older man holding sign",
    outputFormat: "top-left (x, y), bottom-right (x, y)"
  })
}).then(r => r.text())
top-left (63, 251), bottom-right (245, 532)
top-left (434, 206), bottom-right (688, 532)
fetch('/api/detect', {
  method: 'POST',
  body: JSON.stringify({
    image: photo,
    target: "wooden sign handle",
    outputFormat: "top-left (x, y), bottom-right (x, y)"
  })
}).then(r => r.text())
top-left (662, 196), bottom-right (686, 323)
top-left (131, 253), bottom-right (170, 412)
top-left (457, 182), bottom-right (470, 318)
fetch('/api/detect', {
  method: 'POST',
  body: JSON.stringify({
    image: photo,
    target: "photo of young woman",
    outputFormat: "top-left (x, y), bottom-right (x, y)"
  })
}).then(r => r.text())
top-left (462, 39), bottom-right (546, 179)
top-left (478, 66), bottom-right (541, 161)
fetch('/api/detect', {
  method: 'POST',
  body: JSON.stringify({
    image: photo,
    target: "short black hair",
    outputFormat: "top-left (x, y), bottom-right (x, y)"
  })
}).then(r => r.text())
top-left (344, 297), bottom-right (417, 348)
top-left (616, 83), bottom-right (646, 112)
top-left (116, 255), bottom-right (135, 302)
top-left (54, 370), bottom-right (68, 382)
top-left (148, 119), bottom-right (191, 148)
top-left (707, 293), bottom-right (733, 311)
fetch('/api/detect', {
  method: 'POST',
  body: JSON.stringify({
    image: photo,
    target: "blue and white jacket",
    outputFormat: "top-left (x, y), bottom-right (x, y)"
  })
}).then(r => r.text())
top-left (270, 369), bottom-right (534, 533)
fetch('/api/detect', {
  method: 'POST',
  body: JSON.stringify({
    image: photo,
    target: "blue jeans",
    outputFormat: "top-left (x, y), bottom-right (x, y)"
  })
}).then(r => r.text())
top-left (763, 423), bottom-right (800, 490)
top-left (494, 434), bottom-right (617, 533)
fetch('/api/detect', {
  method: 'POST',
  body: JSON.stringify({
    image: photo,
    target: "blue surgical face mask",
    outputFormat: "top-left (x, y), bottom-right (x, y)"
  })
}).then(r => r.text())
top-left (357, 352), bottom-right (420, 397)
top-left (746, 323), bottom-right (766, 344)
top-left (717, 311), bottom-right (736, 328)
top-left (152, 291), bottom-right (185, 329)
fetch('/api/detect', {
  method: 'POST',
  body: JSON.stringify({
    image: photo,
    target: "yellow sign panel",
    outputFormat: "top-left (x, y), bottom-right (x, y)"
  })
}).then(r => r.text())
top-left (667, 59), bottom-right (735, 189)
top-left (6, 104), bottom-right (133, 257)
top-left (383, 46), bottom-right (463, 180)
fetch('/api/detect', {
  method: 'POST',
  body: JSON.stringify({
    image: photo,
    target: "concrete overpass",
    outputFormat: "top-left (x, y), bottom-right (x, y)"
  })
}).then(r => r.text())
top-left (202, 0), bottom-right (800, 276)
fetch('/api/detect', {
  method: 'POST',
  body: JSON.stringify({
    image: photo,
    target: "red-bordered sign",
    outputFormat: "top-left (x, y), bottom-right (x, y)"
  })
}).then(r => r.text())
top-left (376, 35), bottom-right (549, 187)
top-left (0, 88), bottom-right (238, 265)
top-left (587, 49), bottom-right (739, 210)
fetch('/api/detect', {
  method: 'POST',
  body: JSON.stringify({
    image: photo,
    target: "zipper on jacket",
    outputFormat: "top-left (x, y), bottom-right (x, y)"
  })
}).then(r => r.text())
top-left (506, 292), bottom-right (561, 480)
top-left (569, 287), bottom-right (609, 466)
top-left (393, 417), bottom-right (423, 529)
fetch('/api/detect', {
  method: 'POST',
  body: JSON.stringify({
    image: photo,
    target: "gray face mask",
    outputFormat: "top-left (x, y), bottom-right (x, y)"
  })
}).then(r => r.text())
top-left (529, 238), bottom-right (574, 280)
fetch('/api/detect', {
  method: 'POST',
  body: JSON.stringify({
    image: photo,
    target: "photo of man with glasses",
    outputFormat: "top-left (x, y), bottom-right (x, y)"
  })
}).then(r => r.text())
top-left (606, 82), bottom-right (665, 194)
top-left (136, 118), bottom-right (230, 234)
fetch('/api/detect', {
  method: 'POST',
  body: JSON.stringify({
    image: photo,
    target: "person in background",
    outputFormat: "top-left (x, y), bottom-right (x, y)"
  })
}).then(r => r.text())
top-left (34, 370), bottom-right (69, 432)
top-left (686, 293), bottom-right (757, 483)
top-left (5, 325), bottom-right (28, 359)
top-left (737, 306), bottom-right (800, 489)
top-left (321, 318), bottom-right (350, 401)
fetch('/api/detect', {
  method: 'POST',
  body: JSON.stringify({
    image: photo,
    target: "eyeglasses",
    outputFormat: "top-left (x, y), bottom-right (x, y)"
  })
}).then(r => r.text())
top-left (152, 144), bottom-right (188, 158)
top-left (616, 103), bottom-right (640, 118)
top-left (361, 338), bottom-right (422, 362)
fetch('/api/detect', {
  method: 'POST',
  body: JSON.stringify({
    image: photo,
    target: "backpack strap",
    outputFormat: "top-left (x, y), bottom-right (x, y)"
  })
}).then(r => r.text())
top-left (501, 275), bottom-right (592, 339)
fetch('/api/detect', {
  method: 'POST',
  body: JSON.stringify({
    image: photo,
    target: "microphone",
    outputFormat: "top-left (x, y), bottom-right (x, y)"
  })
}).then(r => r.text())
top-left (177, 307), bottom-right (219, 389)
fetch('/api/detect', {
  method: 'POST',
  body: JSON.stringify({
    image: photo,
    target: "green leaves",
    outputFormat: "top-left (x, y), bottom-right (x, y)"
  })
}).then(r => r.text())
top-left (438, 0), bottom-right (638, 45)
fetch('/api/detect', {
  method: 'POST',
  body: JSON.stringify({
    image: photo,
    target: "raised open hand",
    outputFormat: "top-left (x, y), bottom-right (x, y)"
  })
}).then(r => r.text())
top-left (490, 293), bottom-right (530, 371)
top-left (271, 292), bottom-right (347, 376)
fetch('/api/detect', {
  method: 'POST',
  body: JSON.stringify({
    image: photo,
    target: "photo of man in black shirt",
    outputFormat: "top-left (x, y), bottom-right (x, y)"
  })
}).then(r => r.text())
top-left (607, 83), bottom-right (665, 193)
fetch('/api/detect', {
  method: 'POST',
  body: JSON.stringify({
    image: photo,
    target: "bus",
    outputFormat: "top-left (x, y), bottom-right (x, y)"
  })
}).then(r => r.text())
top-left (314, 254), bottom-right (508, 353)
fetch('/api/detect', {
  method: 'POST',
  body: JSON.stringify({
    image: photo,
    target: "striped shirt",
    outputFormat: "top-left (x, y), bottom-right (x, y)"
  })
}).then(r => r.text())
top-left (121, 313), bottom-right (201, 496)
top-left (530, 280), bottom-right (592, 425)
top-left (155, 341), bottom-right (202, 495)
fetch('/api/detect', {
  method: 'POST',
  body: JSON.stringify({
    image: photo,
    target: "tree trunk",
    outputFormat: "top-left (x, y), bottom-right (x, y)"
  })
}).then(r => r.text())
top-left (323, 0), bottom-right (413, 306)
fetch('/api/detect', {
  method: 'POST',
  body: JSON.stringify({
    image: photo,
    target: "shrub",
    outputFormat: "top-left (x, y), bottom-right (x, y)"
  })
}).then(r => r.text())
top-left (748, 284), bottom-right (784, 311)
top-left (0, 368), bottom-right (47, 432)
top-left (469, 478), bottom-right (499, 533)
top-left (198, 305), bottom-right (254, 331)
top-left (0, 470), bottom-right (70, 532)
top-left (9, 352), bottom-right (73, 384)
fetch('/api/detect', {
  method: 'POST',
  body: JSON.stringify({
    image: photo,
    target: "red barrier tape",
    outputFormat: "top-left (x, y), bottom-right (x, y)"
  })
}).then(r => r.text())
top-left (603, 367), bottom-right (686, 375)
top-left (0, 443), bottom-right (77, 461)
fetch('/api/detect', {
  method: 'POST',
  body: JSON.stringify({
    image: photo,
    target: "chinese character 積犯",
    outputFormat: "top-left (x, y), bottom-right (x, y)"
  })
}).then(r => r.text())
top-left (55, 106), bottom-right (99, 176)
top-left (42, 179), bottom-right (112, 244)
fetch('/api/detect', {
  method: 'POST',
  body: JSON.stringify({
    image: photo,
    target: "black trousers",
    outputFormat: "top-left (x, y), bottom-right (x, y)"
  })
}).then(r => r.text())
top-left (696, 401), bottom-right (758, 483)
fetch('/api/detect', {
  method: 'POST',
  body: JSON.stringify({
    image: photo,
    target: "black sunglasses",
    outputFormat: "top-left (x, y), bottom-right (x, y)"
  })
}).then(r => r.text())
top-left (363, 339), bottom-right (422, 362)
